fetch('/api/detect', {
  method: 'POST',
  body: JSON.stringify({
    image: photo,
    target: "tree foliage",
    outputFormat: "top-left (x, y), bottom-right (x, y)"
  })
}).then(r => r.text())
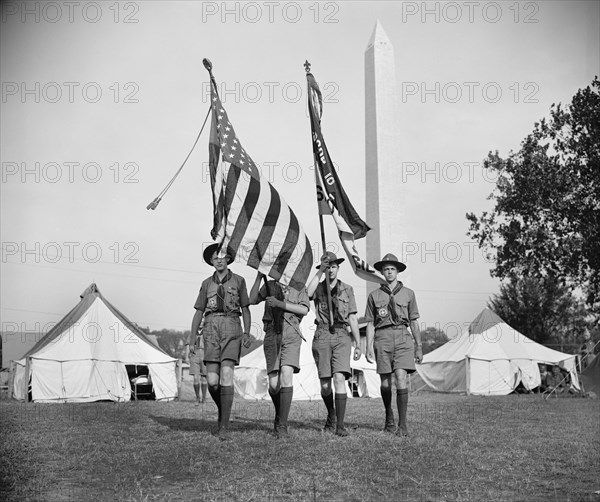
top-left (420, 326), bottom-right (449, 354)
top-left (141, 327), bottom-right (260, 359)
top-left (467, 77), bottom-right (600, 319)
top-left (488, 275), bottom-right (588, 348)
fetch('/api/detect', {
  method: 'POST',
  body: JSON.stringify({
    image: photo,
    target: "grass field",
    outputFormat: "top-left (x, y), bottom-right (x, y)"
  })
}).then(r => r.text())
top-left (1, 391), bottom-right (599, 502)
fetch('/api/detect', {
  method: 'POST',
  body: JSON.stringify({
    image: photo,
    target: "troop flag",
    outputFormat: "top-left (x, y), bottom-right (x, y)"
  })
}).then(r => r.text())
top-left (307, 70), bottom-right (385, 284)
top-left (208, 79), bottom-right (313, 290)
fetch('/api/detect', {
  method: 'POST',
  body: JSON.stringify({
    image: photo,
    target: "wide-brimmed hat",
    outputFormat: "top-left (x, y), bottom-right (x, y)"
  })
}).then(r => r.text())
top-left (374, 253), bottom-right (406, 273)
top-left (203, 243), bottom-right (233, 266)
top-left (315, 251), bottom-right (345, 270)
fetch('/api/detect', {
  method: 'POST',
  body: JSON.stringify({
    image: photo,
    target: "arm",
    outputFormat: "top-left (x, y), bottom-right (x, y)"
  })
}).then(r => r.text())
top-left (307, 254), bottom-right (329, 298)
top-left (348, 313), bottom-right (362, 360)
top-left (306, 271), bottom-right (323, 299)
top-left (366, 321), bottom-right (375, 363)
top-left (410, 319), bottom-right (423, 364)
top-left (265, 297), bottom-right (308, 316)
top-left (241, 305), bottom-right (251, 334)
top-left (241, 305), bottom-right (252, 348)
top-left (187, 309), bottom-right (204, 362)
top-left (249, 271), bottom-right (265, 305)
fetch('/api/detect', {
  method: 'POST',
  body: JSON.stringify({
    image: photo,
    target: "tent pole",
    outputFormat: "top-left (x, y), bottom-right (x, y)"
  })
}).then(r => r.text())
top-left (465, 356), bottom-right (470, 396)
top-left (23, 357), bottom-right (30, 402)
top-left (176, 359), bottom-right (182, 400)
top-left (8, 361), bottom-right (15, 400)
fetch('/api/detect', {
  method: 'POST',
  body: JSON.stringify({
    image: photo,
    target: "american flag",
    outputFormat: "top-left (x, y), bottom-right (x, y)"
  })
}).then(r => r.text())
top-left (208, 85), bottom-right (313, 290)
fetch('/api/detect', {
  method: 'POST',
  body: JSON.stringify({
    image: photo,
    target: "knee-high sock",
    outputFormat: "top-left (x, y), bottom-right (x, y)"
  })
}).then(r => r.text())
top-left (321, 390), bottom-right (335, 420)
top-left (193, 383), bottom-right (200, 399)
top-left (201, 383), bottom-right (208, 401)
top-left (335, 393), bottom-right (347, 429)
top-left (381, 386), bottom-right (394, 422)
top-left (208, 384), bottom-right (221, 421)
top-left (397, 388), bottom-right (409, 429)
top-left (279, 387), bottom-right (294, 427)
top-left (269, 388), bottom-right (281, 424)
top-left (219, 386), bottom-right (234, 428)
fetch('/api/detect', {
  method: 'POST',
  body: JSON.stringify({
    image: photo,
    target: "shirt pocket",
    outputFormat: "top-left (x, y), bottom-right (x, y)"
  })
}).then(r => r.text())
top-left (226, 286), bottom-right (240, 310)
top-left (337, 294), bottom-right (349, 319)
top-left (206, 292), bottom-right (219, 310)
top-left (395, 301), bottom-right (409, 321)
top-left (374, 299), bottom-right (390, 323)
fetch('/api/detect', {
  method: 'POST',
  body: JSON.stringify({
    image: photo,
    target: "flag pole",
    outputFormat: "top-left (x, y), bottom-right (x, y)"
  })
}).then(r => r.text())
top-left (305, 61), bottom-right (335, 333)
top-left (203, 58), bottom-right (219, 98)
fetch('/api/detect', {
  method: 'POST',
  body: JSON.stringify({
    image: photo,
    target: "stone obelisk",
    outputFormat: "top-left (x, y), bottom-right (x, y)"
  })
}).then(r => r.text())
top-left (365, 20), bottom-right (405, 292)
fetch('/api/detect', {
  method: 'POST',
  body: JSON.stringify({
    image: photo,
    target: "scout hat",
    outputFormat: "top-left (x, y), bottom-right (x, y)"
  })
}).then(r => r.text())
top-left (374, 253), bottom-right (406, 273)
top-left (315, 251), bottom-right (345, 269)
top-left (203, 243), bottom-right (234, 266)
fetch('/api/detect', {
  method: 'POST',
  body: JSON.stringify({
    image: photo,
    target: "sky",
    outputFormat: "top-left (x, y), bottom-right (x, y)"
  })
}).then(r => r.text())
top-left (1, 0), bottom-right (599, 342)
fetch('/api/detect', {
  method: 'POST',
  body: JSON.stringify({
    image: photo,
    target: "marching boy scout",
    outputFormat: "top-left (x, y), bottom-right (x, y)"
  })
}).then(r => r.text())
top-left (249, 272), bottom-right (310, 438)
top-left (365, 253), bottom-right (422, 437)
top-left (188, 243), bottom-right (252, 440)
top-left (307, 252), bottom-right (361, 437)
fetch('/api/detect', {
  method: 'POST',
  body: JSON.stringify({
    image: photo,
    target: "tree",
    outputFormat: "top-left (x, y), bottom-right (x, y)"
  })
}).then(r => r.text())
top-left (467, 77), bottom-right (600, 320)
top-left (420, 326), bottom-right (449, 354)
top-left (141, 327), bottom-right (260, 359)
top-left (488, 274), bottom-right (588, 349)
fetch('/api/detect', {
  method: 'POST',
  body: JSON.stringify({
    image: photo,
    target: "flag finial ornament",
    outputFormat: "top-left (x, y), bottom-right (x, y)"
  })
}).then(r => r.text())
top-left (203, 58), bottom-right (213, 72)
top-left (304, 60), bottom-right (311, 73)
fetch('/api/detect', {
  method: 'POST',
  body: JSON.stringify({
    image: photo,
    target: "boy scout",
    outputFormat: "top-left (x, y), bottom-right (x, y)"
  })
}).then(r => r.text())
top-left (307, 252), bottom-right (361, 437)
top-left (188, 243), bottom-right (251, 440)
top-left (365, 253), bottom-right (422, 437)
top-left (249, 272), bottom-right (310, 438)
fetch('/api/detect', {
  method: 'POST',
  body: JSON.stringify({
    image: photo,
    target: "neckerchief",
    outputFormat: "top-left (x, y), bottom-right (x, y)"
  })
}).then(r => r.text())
top-left (212, 271), bottom-right (232, 312)
top-left (380, 282), bottom-right (403, 325)
top-left (330, 282), bottom-right (340, 322)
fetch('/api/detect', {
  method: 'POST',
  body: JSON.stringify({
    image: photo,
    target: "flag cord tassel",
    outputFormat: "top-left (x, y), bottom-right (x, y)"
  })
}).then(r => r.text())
top-left (146, 105), bottom-right (212, 210)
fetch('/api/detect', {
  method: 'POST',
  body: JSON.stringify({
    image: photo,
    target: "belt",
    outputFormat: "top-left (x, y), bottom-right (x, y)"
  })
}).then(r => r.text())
top-left (205, 312), bottom-right (240, 317)
top-left (377, 324), bottom-right (409, 330)
top-left (316, 322), bottom-right (347, 329)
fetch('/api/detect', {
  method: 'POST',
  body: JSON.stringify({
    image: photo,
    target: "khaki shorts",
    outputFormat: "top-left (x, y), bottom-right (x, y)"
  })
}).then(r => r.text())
top-left (189, 349), bottom-right (207, 376)
top-left (203, 314), bottom-right (243, 365)
top-left (373, 326), bottom-right (416, 375)
top-left (263, 325), bottom-right (302, 374)
top-left (311, 326), bottom-right (351, 379)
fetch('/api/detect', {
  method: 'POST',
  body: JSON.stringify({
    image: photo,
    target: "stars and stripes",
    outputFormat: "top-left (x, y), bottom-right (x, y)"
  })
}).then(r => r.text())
top-left (208, 87), bottom-right (313, 290)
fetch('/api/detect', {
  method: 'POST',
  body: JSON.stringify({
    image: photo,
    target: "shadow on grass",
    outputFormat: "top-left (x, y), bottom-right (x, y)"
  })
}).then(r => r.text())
top-left (148, 411), bottom-right (332, 438)
top-left (148, 413), bottom-right (281, 436)
top-left (149, 414), bottom-right (216, 432)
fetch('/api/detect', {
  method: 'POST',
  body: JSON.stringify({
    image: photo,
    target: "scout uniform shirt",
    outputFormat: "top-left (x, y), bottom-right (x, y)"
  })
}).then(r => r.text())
top-left (194, 271), bottom-right (249, 315)
top-left (365, 282), bottom-right (420, 329)
top-left (313, 280), bottom-right (357, 327)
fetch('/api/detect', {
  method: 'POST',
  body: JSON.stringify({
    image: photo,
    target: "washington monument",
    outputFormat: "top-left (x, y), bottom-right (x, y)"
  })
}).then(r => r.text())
top-left (365, 20), bottom-right (405, 291)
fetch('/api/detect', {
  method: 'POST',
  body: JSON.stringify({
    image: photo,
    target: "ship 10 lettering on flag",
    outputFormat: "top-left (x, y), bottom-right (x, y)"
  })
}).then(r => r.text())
top-left (306, 70), bottom-right (385, 284)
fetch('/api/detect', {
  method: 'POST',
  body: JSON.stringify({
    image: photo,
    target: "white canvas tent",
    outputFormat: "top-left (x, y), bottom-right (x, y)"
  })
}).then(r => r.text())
top-left (234, 311), bottom-right (381, 400)
top-left (12, 284), bottom-right (178, 403)
top-left (416, 308), bottom-right (580, 395)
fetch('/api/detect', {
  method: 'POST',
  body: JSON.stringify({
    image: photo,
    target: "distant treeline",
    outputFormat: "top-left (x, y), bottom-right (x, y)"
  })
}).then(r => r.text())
top-left (140, 328), bottom-right (261, 359)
